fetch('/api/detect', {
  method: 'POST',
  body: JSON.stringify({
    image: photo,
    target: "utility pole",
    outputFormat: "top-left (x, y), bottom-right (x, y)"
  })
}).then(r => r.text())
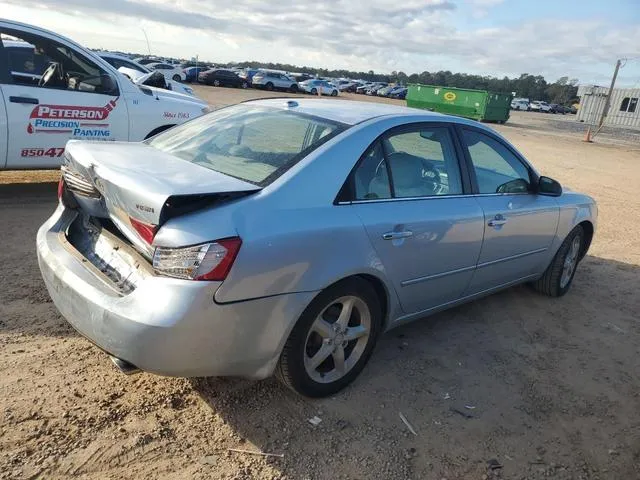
top-left (598, 59), bottom-right (622, 128)
top-left (141, 28), bottom-right (151, 55)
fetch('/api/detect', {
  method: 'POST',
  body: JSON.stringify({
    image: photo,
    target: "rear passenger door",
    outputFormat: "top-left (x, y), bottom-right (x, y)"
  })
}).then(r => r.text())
top-left (458, 127), bottom-right (559, 294)
top-left (349, 123), bottom-right (485, 315)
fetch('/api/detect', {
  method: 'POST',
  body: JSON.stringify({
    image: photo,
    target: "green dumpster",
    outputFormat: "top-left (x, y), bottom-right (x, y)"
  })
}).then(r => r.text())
top-left (406, 84), bottom-right (513, 123)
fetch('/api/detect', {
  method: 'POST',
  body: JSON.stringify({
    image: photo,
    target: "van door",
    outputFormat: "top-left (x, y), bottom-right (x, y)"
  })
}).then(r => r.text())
top-left (0, 26), bottom-right (129, 169)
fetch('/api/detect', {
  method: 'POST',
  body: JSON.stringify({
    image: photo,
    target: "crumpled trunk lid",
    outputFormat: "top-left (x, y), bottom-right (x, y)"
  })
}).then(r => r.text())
top-left (62, 140), bottom-right (259, 255)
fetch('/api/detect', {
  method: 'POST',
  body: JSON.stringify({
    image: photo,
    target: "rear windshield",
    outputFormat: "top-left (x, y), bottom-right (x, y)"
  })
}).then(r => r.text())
top-left (148, 104), bottom-right (346, 186)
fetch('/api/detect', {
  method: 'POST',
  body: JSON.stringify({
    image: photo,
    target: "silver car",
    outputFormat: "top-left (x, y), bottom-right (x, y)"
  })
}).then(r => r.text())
top-left (251, 71), bottom-right (298, 92)
top-left (37, 99), bottom-right (597, 397)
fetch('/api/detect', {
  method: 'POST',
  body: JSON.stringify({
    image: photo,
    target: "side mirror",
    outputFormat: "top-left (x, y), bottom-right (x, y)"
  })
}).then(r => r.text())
top-left (538, 176), bottom-right (562, 196)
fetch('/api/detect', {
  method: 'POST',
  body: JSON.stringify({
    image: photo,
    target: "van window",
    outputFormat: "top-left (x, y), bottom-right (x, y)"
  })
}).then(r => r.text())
top-left (0, 28), bottom-right (118, 95)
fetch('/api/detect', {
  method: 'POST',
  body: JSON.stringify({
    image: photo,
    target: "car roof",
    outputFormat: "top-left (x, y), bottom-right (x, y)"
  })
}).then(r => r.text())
top-left (96, 51), bottom-right (132, 60)
top-left (245, 98), bottom-right (451, 126)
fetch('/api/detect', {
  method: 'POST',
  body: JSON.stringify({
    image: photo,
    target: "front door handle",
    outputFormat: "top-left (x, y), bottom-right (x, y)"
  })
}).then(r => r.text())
top-left (488, 214), bottom-right (507, 227)
top-left (382, 230), bottom-right (413, 240)
top-left (9, 96), bottom-right (39, 105)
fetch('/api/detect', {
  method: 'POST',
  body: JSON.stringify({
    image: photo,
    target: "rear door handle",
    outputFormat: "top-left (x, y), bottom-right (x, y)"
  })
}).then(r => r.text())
top-left (9, 96), bottom-right (39, 105)
top-left (382, 231), bottom-right (413, 240)
top-left (488, 214), bottom-right (507, 227)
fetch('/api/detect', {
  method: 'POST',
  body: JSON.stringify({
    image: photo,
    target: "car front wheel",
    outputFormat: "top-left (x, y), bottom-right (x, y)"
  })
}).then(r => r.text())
top-left (532, 225), bottom-right (584, 297)
top-left (172, 74), bottom-right (181, 82)
top-left (276, 278), bottom-right (381, 397)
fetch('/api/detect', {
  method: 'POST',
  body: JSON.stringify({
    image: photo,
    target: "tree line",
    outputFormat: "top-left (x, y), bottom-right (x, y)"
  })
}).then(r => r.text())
top-left (230, 61), bottom-right (579, 104)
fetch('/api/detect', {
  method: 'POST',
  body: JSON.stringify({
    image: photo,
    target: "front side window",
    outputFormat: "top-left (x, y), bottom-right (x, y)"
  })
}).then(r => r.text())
top-left (353, 126), bottom-right (463, 200)
top-left (1, 29), bottom-right (117, 95)
top-left (462, 129), bottom-right (531, 194)
top-left (148, 104), bottom-right (346, 186)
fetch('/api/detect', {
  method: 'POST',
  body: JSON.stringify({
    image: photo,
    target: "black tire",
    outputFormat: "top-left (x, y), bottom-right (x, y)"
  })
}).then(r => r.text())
top-left (531, 225), bottom-right (584, 297)
top-left (241, 81), bottom-right (248, 89)
top-left (213, 79), bottom-right (220, 87)
top-left (331, 90), bottom-right (338, 97)
top-left (310, 88), bottom-right (318, 95)
top-left (172, 74), bottom-right (181, 82)
top-left (265, 82), bottom-right (274, 91)
top-left (289, 84), bottom-right (298, 93)
top-left (276, 278), bottom-right (382, 397)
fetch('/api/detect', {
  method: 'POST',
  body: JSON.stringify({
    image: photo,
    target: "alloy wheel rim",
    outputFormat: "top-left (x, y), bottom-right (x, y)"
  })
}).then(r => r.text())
top-left (304, 296), bottom-right (371, 384)
top-left (560, 236), bottom-right (581, 288)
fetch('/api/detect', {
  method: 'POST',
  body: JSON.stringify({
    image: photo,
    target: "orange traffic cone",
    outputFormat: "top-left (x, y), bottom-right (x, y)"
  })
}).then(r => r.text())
top-left (583, 126), bottom-right (593, 143)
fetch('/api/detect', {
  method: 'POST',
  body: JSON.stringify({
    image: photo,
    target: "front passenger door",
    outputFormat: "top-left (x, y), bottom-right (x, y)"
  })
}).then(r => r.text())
top-left (460, 128), bottom-right (559, 294)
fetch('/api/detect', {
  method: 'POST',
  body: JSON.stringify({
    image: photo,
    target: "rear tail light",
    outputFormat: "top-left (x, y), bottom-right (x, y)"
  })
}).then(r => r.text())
top-left (129, 217), bottom-right (158, 244)
top-left (152, 237), bottom-right (241, 281)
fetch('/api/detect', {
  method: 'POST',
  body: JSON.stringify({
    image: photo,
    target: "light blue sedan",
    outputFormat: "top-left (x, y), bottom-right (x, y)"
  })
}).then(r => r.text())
top-left (37, 99), bottom-right (596, 397)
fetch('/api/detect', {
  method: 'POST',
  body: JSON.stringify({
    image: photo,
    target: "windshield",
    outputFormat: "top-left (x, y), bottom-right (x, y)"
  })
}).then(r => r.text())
top-left (147, 104), bottom-right (347, 186)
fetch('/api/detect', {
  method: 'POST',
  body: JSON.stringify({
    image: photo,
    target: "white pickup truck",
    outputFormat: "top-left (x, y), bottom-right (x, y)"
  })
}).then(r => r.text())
top-left (0, 19), bottom-right (209, 169)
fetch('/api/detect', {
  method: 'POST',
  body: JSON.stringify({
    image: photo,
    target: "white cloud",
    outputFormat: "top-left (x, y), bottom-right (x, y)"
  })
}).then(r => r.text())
top-left (1, 0), bottom-right (638, 83)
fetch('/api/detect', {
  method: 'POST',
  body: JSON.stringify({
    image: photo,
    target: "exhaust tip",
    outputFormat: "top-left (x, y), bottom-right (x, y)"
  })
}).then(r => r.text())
top-left (109, 355), bottom-right (141, 375)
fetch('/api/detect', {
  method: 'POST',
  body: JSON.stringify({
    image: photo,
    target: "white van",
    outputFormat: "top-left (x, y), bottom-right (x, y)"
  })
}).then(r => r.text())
top-left (0, 19), bottom-right (210, 169)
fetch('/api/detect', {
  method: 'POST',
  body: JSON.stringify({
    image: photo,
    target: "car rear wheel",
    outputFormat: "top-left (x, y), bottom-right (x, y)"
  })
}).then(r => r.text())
top-left (289, 84), bottom-right (298, 93)
top-left (241, 81), bottom-right (248, 89)
top-left (276, 278), bottom-right (381, 397)
top-left (532, 225), bottom-right (584, 297)
top-left (213, 79), bottom-right (220, 87)
top-left (310, 88), bottom-right (318, 95)
top-left (172, 74), bottom-right (181, 82)
top-left (265, 82), bottom-right (274, 91)
top-left (331, 90), bottom-right (338, 96)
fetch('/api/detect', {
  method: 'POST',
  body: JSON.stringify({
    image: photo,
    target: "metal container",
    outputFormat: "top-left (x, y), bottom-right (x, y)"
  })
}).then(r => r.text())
top-left (406, 84), bottom-right (512, 123)
top-left (576, 85), bottom-right (640, 128)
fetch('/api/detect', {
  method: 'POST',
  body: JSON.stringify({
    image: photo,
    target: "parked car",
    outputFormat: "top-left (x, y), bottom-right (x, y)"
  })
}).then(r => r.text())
top-left (376, 85), bottom-right (395, 97)
top-left (183, 66), bottom-right (209, 83)
top-left (147, 62), bottom-right (187, 82)
top-left (511, 99), bottom-right (530, 111)
top-left (198, 69), bottom-right (248, 88)
top-left (251, 71), bottom-right (298, 92)
top-left (238, 68), bottom-right (260, 85)
top-left (550, 104), bottom-right (572, 114)
top-left (366, 83), bottom-right (388, 95)
top-left (134, 57), bottom-right (162, 65)
top-left (299, 79), bottom-right (339, 96)
top-left (38, 98), bottom-right (596, 397)
top-left (389, 87), bottom-right (408, 100)
top-left (530, 101), bottom-right (552, 113)
top-left (0, 19), bottom-right (209, 170)
top-left (293, 73), bottom-right (314, 83)
top-left (97, 52), bottom-right (196, 97)
top-left (356, 83), bottom-right (373, 94)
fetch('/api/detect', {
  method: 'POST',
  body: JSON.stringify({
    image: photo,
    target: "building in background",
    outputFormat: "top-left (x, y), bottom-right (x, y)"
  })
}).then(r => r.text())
top-left (576, 85), bottom-right (640, 128)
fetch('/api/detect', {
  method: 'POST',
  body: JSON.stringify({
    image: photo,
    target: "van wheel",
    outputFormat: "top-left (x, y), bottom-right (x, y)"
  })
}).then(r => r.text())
top-left (276, 278), bottom-right (381, 397)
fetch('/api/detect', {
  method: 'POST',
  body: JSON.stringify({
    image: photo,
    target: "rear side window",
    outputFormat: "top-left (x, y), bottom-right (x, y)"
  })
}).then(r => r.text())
top-left (353, 126), bottom-right (463, 200)
top-left (147, 104), bottom-right (346, 186)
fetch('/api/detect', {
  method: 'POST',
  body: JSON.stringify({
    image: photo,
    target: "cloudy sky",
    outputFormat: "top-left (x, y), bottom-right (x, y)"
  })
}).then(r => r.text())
top-left (1, 0), bottom-right (639, 85)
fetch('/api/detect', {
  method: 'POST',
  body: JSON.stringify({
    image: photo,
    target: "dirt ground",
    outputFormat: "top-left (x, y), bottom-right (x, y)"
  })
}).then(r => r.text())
top-left (1, 87), bottom-right (639, 480)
